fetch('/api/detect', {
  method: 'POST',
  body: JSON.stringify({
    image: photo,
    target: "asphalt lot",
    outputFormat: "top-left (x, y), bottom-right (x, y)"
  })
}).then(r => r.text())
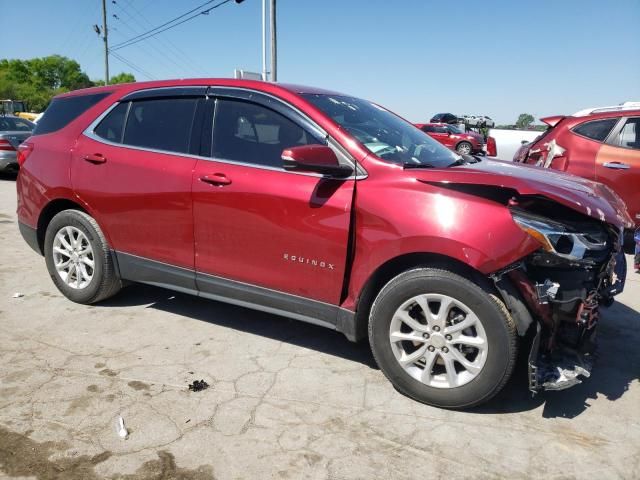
top-left (0, 173), bottom-right (639, 480)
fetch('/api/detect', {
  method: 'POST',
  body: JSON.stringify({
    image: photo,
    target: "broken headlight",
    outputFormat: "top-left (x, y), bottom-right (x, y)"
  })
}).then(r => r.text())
top-left (511, 210), bottom-right (608, 261)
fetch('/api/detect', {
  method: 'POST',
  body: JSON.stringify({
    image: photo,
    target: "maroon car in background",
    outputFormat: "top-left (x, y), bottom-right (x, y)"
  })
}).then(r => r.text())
top-left (16, 79), bottom-right (631, 408)
top-left (513, 102), bottom-right (640, 247)
top-left (416, 123), bottom-right (485, 155)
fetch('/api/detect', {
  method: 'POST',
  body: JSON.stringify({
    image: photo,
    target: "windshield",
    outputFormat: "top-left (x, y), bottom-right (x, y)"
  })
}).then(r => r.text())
top-left (303, 94), bottom-right (461, 168)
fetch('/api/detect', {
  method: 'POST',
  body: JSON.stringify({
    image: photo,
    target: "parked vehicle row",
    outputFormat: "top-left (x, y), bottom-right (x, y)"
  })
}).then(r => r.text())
top-left (462, 115), bottom-right (495, 128)
top-left (513, 102), bottom-right (640, 246)
top-left (0, 115), bottom-right (35, 172)
top-left (429, 112), bottom-right (495, 128)
top-left (16, 79), bottom-right (631, 408)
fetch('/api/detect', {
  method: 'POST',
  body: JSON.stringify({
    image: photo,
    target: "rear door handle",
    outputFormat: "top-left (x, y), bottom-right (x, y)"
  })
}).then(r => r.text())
top-left (603, 162), bottom-right (630, 170)
top-left (200, 173), bottom-right (232, 186)
top-left (83, 153), bottom-right (107, 164)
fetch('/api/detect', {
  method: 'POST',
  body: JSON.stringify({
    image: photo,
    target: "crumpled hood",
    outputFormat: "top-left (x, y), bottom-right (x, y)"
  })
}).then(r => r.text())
top-left (413, 159), bottom-right (633, 228)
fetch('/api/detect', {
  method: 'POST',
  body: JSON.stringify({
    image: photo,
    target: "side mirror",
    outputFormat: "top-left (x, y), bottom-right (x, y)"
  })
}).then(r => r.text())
top-left (282, 145), bottom-right (353, 177)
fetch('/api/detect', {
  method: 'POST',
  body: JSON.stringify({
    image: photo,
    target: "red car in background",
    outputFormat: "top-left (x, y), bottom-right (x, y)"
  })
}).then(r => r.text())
top-left (513, 102), bottom-right (640, 244)
top-left (416, 123), bottom-right (485, 155)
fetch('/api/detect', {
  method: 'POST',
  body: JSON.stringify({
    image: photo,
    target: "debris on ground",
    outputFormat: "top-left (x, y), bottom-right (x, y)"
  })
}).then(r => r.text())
top-left (12, 293), bottom-right (24, 298)
top-left (188, 380), bottom-right (209, 392)
top-left (116, 416), bottom-right (128, 439)
top-left (185, 419), bottom-right (191, 424)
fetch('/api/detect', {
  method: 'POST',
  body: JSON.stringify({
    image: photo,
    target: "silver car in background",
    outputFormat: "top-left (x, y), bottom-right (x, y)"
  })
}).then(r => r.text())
top-left (0, 116), bottom-right (34, 172)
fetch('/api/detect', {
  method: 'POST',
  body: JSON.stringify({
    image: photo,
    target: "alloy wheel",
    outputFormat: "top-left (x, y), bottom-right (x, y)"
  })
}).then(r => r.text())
top-left (52, 226), bottom-right (95, 289)
top-left (389, 293), bottom-right (488, 388)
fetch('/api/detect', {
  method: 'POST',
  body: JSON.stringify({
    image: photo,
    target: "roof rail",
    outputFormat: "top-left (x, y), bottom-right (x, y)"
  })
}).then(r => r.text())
top-left (573, 101), bottom-right (640, 117)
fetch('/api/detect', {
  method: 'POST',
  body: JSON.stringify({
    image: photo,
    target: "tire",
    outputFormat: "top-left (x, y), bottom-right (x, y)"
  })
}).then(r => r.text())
top-left (44, 209), bottom-right (121, 304)
top-left (368, 268), bottom-right (517, 409)
top-left (456, 142), bottom-right (473, 155)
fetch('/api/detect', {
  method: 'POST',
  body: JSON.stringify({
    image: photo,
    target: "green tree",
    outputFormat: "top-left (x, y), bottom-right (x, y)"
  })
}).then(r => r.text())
top-left (0, 56), bottom-right (134, 112)
top-left (515, 113), bottom-right (535, 129)
top-left (93, 72), bottom-right (136, 86)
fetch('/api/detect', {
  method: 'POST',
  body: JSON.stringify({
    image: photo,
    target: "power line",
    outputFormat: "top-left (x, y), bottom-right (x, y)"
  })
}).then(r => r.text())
top-left (110, 0), bottom-right (231, 51)
top-left (109, 50), bottom-right (156, 80)
top-left (111, 12), bottom-right (185, 78)
top-left (112, 0), bottom-right (203, 77)
top-left (120, 0), bottom-right (207, 76)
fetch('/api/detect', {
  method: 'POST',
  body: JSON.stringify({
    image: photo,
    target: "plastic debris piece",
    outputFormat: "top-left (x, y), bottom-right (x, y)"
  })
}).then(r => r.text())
top-left (188, 379), bottom-right (209, 392)
top-left (12, 293), bottom-right (24, 298)
top-left (116, 416), bottom-right (128, 439)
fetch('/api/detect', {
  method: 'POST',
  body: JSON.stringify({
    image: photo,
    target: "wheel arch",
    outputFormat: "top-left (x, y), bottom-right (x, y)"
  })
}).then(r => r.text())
top-left (36, 198), bottom-right (89, 254)
top-left (350, 252), bottom-right (492, 342)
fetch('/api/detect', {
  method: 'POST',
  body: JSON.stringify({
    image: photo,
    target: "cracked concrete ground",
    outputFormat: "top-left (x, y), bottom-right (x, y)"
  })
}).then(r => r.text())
top-left (0, 173), bottom-right (639, 480)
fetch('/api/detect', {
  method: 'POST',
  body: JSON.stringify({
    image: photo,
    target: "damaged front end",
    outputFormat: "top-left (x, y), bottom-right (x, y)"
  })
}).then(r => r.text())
top-left (493, 198), bottom-right (626, 393)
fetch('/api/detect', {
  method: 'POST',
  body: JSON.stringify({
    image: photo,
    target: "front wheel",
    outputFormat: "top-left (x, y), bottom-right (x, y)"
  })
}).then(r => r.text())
top-left (456, 141), bottom-right (473, 155)
top-left (368, 268), bottom-right (517, 408)
top-left (44, 209), bottom-right (122, 304)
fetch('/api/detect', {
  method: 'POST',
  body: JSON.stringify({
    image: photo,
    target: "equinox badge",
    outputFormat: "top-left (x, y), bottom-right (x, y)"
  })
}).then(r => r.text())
top-left (283, 253), bottom-right (335, 270)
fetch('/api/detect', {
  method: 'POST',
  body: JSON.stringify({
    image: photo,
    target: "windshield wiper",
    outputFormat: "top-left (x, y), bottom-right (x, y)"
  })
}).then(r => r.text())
top-left (447, 159), bottom-right (467, 167)
top-left (447, 154), bottom-right (483, 167)
top-left (403, 163), bottom-right (435, 169)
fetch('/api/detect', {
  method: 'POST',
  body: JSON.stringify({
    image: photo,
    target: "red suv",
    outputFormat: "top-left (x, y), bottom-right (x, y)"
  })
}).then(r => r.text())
top-left (513, 103), bottom-right (640, 242)
top-left (415, 123), bottom-right (485, 155)
top-left (17, 80), bottom-right (631, 408)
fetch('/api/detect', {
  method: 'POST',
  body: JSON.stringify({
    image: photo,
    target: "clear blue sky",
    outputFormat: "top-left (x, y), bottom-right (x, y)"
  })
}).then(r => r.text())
top-left (2, 0), bottom-right (639, 124)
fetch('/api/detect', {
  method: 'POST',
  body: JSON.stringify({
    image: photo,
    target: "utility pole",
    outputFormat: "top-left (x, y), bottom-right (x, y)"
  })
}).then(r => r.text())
top-left (261, 0), bottom-right (267, 81)
top-left (101, 0), bottom-right (109, 85)
top-left (270, 0), bottom-right (277, 82)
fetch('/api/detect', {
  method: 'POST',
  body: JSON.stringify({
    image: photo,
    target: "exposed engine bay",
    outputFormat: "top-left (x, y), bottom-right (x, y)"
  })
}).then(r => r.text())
top-left (493, 196), bottom-right (626, 392)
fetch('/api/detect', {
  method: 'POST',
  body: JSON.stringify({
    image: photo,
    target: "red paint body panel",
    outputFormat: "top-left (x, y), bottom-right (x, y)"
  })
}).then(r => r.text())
top-left (15, 79), bottom-right (632, 318)
top-left (515, 109), bottom-right (640, 228)
top-left (192, 160), bottom-right (353, 303)
top-left (341, 160), bottom-right (541, 310)
top-left (71, 135), bottom-right (197, 268)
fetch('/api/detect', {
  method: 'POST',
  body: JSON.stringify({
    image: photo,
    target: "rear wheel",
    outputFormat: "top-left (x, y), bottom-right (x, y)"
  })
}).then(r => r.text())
top-left (44, 209), bottom-right (121, 304)
top-left (368, 268), bottom-right (517, 408)
top-left (456, 141), bottom-right (473, 155)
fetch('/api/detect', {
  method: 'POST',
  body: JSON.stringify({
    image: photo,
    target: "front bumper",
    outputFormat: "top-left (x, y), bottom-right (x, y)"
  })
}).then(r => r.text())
top-left (494, 240), bottom-right (625, 393)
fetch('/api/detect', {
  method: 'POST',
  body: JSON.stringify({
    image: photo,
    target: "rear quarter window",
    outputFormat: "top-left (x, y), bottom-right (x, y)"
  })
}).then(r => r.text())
top-left (33, 92), bottom-right (110, 136)
top-left (572, 118), bottom-right (618, 142)
top-left (94, 102), bottom-right (129, 143)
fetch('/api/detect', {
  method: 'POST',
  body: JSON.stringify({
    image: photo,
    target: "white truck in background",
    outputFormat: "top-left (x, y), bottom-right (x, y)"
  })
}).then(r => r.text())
top-left (486, 128), bottom-right (543, 161)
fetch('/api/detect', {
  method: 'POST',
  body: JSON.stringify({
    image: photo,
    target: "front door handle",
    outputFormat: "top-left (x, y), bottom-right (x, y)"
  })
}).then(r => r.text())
top-left (603, 162), bottom-right (630, 170)
top-left (200, 173), bottom-right (232, 186)
top-left (83, 153), bottom-right (107, 164)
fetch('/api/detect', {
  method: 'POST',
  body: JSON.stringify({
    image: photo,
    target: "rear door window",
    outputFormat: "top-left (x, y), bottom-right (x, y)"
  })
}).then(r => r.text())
top-left (33, 93), bottom-right (109, 135)
top-left (123, 98), bottom-right (198, 154)
top-left (572, 118), bottom-right (618, 142)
